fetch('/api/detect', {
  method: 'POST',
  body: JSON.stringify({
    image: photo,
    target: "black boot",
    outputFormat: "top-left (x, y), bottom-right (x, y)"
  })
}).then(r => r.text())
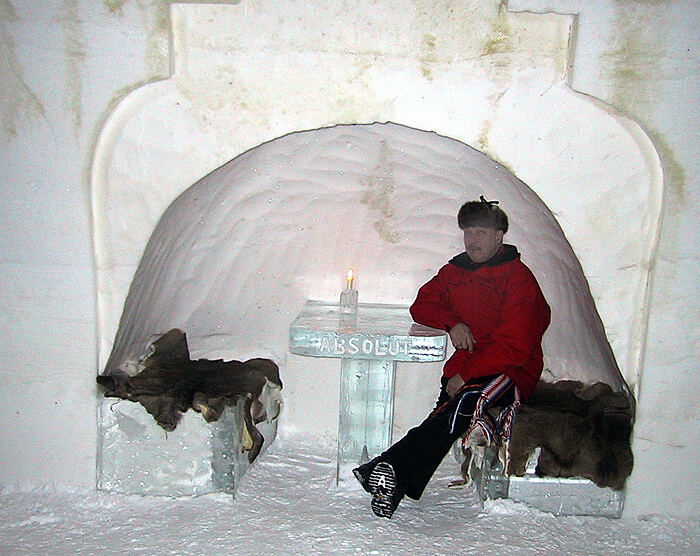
top-left (352, 457), bottom-right (382, 493)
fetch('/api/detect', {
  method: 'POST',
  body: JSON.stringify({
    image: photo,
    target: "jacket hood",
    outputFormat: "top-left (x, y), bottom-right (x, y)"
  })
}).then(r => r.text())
top-left (449, 244), bottom-right (519, 271)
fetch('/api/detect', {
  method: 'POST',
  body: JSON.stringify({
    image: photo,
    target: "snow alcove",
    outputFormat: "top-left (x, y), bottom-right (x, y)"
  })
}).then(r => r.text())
top-left (96, 122), bottom-right (634, 504)
top-left (104, 122), bottom-right (627, 391)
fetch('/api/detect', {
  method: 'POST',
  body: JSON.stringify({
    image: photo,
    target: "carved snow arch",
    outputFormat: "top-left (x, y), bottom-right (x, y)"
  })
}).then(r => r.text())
top-left (102, 122), bottom-right (630, 396)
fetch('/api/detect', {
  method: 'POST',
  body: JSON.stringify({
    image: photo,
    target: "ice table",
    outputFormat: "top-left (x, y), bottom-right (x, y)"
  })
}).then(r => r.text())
top-left (289, 301), bottom-right (447, 481)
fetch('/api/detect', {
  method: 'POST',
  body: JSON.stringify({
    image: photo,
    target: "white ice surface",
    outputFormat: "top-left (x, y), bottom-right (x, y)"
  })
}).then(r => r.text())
top-left (2, 430), bottom-right (698, 556)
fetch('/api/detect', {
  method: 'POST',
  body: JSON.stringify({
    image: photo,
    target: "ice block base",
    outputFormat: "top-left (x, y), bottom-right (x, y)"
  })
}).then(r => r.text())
top-left (471, 446), bottom-right (624, 518)
top-left (97, 397), bottom-right (277, 497)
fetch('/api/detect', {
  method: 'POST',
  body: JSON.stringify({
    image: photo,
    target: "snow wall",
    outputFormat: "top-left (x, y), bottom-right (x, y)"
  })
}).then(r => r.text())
top-left (1, 0), bottom-right (697, 518)
top-left (104, 122), bottom-right (629, 402)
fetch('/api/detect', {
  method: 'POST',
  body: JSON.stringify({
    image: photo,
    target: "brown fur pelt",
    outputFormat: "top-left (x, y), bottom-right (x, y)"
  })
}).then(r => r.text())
top-left (97, 329), bottom-right (282, 463)
top-left (505, 380), bottom-right (634, 491)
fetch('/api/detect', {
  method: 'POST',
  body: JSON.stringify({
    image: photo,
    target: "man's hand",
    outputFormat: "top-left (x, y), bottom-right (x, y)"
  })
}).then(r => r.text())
top-left (449, 322), bottom-right (475, 352)
top-left (446, 374), bottom-right (465, 397)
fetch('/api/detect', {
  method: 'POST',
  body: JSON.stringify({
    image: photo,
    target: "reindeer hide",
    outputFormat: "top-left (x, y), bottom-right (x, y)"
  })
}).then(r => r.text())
top-left (97, 329), bottom-right (282, 463)
top-left (505, 380), bottom-right (634, 491)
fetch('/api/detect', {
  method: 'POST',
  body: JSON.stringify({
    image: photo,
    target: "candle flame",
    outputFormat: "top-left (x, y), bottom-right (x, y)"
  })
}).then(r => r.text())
top-left (346, 268), bottom-right (355, 289)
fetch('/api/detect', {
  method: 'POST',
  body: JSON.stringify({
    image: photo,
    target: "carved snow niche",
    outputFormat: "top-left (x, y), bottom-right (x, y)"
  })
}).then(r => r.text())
top-left (104, 122), bottom-right (628, 395)
top-left (97, 122), bottom-right (634, 502)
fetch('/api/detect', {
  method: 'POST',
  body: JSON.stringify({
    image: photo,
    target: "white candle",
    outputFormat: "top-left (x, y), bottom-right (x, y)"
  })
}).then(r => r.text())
top-left (340, 268), bottom-right (358, 314)
top-left (346, 268), bottom-right (355, 290)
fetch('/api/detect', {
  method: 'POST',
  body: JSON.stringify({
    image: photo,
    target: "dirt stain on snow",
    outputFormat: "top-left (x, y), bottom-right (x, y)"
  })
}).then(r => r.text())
top-left (361, 140), bottom-right (400, 243)
top-left (0, 0), bottom-right (46, 138)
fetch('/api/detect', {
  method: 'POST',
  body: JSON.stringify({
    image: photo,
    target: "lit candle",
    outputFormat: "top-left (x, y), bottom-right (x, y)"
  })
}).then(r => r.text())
top-left (340, 268), bottom-right (358, 314)
top-left (346, 268), bottom-right (355, 290)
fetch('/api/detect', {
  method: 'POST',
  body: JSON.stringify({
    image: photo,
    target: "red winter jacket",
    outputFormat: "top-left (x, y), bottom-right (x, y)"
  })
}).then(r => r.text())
top-left (410, 245), bottom-right (551, 401)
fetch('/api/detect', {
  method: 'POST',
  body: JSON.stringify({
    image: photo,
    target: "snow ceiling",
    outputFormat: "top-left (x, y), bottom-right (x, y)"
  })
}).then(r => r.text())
top-left (103, 122), bottom-right (627, 393)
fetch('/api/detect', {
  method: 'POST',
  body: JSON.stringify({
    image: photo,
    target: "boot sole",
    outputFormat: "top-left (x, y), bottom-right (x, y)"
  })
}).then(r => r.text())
top-left (368, 462), bottom-right (397, 518)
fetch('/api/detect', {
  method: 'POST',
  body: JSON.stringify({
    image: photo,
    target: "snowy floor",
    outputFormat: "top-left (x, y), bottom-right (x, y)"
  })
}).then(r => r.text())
top-left (1, 431), bottom-right (698, 556)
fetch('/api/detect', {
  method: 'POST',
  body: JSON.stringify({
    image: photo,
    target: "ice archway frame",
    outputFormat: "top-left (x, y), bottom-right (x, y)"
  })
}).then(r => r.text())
top-left (97, 121), bottom-right (630, 397)
top-left (90, 2), bottom-right (663, 402)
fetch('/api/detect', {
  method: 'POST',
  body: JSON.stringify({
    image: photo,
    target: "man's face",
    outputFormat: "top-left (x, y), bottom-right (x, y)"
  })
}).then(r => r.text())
top-left (463, 226), bottom-right (504, 263)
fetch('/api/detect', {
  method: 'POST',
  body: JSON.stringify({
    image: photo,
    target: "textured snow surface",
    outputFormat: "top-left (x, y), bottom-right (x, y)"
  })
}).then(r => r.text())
top-left (105, 123), bottom-right (625, 392)
top-left (2, 431), bottom-right (698, 556)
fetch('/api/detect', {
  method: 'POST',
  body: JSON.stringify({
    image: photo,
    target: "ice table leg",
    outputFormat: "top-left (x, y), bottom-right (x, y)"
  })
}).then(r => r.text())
top-left (337, 359), bottom-right (395, 482)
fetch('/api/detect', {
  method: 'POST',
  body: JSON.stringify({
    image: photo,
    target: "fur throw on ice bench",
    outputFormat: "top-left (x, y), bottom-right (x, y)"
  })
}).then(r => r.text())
top-left (97, 329), bottom-right (282, 463)
top-left (503, 380), bottom-right (634, 490)
top-left (459, 380), bottom-right (634, 491)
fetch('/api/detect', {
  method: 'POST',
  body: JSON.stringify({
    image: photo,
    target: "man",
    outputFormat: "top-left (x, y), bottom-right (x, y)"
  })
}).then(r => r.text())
top-left (353, 197), bottom-right (551, 518)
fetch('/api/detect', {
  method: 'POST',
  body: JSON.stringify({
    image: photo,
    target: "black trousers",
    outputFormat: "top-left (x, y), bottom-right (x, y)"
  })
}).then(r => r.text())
top-left (380, 374), bottom-right (515, 500)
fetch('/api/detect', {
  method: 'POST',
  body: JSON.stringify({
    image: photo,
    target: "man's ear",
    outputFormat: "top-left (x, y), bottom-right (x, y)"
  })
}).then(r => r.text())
top-left (497, 229), bottom-right (504, 242)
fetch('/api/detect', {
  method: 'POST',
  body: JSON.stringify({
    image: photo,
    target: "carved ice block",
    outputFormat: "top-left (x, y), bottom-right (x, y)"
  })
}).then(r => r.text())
top-left (471, 446), bottom-right (624, 518)
top-left (289, 301), bottom-right (447, 482)
top-left (97, 394), bottom-right (278, 496)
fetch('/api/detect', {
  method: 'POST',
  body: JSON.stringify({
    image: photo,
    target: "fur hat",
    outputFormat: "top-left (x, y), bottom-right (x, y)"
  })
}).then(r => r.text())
top-left (457, 196), bottom-right (508, 233)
